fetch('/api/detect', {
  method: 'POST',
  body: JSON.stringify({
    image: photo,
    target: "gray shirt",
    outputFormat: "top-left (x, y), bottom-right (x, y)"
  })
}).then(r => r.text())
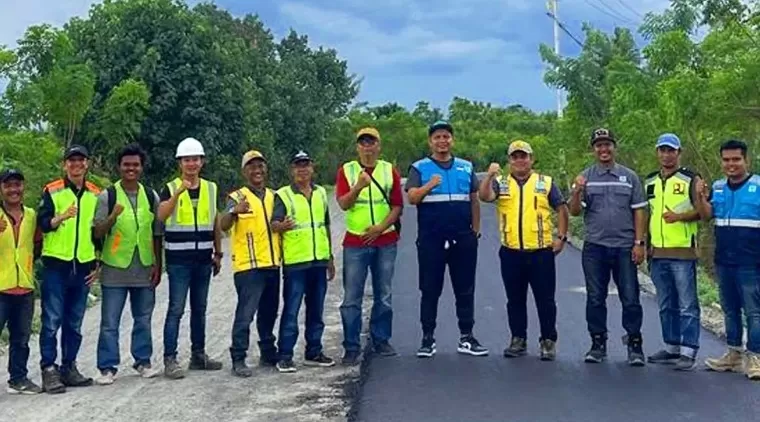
top-left (579, 163), bottom-right (647, 248)
top-left (94, 188), bottom-right (162, 287)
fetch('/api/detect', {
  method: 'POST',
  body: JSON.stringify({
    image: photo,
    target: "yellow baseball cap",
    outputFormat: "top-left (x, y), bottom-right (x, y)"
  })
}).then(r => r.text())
top-left (508, 140), bottom-right (533, 155)
top-left (356, 127), bottom-right (381, 141)
top-left (241, 150), bottom-right (266, 168)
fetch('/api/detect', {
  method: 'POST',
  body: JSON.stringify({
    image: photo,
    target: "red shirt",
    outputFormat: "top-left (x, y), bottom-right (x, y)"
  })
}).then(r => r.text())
top-left (335, 164), bottom-right (403, 247)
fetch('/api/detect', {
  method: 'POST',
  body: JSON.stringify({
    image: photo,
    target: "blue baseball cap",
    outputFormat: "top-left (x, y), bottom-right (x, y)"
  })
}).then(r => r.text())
top-left (656, 133), bottom-right (681, 150)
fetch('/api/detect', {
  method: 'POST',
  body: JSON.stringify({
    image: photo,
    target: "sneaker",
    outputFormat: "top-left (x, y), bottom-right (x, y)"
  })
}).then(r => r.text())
top-left (539, 339), bottom-right (557, 361)
top-left (232, 360), bottom-right (253, 378)
top-left (41, 366), bottom-right (66, 394)
top-left (374, 342), bottom-right (398, 357)
top-left (705, 348), bottom-right (744, 373)
top-left (457, 334), bottom-right (489, 356)
top-left (163, 357), bottom-right (186, 380)
top-left (135, 363), bottom-right (161, 379)
top-left (674, 355), bottom-right (698, 371)
top-left (304, 353), bottom-right (335, 367)
top-left (60, 362), bottom-right (94, 387)
top-left (625, 335), bottom-right (646, 367)
top-left (647, 349), bottom-right (680, 364)
top-left (95, 370), bottom-right (116, 386)
top-left (503, 337), bottom-right (527, 358)
top-left (745, 352), bottom-right (760, 380)
top-left (7, 378), bottom-right (43, 395)
top-left (276, 360), bottom-right (297, 373)
top-left (189, 353), bottom-right (223, 371)
top-left (416, 335), bottom-right (436, 358)
top-left (584, 335), bottom-right (607, 363)
top-left (342, 351), bottom-right (361, 366)
top-left (259, 353), bottom-right (278, 367)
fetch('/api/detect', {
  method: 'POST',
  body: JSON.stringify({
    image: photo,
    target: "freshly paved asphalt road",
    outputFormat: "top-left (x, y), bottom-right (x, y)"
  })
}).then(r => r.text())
top-left (353, 201), bottom-right (760, 422)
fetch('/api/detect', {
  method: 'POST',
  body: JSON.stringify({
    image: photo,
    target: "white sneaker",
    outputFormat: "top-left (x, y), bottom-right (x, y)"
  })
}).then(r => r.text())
top-left (135, 364), bottom-right (161, 379)
top-left (95, 371), bottom-right (115, 386)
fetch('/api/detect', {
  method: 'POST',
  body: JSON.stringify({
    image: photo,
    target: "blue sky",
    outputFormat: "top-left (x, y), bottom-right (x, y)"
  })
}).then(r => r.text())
top-left (0, 0), bottom-right (672, 113)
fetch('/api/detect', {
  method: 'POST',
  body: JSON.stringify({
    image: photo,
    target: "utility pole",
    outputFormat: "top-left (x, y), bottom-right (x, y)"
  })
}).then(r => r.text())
top-left (549, 0), bottom-right (563, 118)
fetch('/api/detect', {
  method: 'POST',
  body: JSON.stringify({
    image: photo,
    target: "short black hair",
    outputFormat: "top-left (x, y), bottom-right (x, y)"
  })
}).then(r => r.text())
top-left (118, 143), bottom-right (148, 166)
top-left (720, 139), bottom-right (748, 158)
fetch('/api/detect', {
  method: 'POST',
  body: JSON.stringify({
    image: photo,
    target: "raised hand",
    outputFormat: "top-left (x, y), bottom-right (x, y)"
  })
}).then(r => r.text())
top-left (0, 215), bottom-right (7, 234)
top-left (487, 162), bottom-right (501, 177)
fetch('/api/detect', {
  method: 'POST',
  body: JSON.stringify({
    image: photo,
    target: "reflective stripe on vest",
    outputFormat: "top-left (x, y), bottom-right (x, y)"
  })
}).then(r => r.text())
top-left (0, 206), bottom-right (36, 291)
top-left (101, 182), bottom-right (155, 269)
top-left (645, 170), bottom-right (698, 249)
top-left (41, 179), bottom-right (100, 262)
top-left (229, 187), bottom-right (281, 272)
top-left (343, 160), bottom-right (393, 235)
top-left (495, 173), bottom-right (554, 250)
top-left (276, 185), bottom-right (331, 265)
top-left (164, 178), bottom-right (217, 251)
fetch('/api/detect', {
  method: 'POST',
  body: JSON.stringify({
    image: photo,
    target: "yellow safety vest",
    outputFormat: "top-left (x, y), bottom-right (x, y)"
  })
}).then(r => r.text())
top-left (495, 172), bottom-right (554, 250)
top-left (164, 178), bottom-right (217, 252)
top-left (41, 179), bottom-right (100, 263)
top-left (229, 186), bottom-right (281, 272)
top-left (645, 169), bottom-right (699, 252)
top-left (101, 182), bottom-right (155, 269)
top-left (276, 185), bottom-right (331, 265)
top-left (342, 160), bottom-right (394, 235)
top-left (0, 206), bottom-right (36, 292)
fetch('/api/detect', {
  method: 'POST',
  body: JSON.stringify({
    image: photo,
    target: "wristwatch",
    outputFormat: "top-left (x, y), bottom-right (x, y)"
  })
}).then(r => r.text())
top-left (558, 235), bottom-right (568, 242)
top-left (214, 251), bottom-right (224, 259)
top-left (634, 240), bottom-right (646, 246)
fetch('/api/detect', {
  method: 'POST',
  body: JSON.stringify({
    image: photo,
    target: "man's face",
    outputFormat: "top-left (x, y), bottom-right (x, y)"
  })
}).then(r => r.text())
top-left (428, 130), bottom-right (453, 155)
top-left (0, 179), bottom-right (24, 205)
top-left (120, 154), bottom-right (143, 182)
top-left (291, 160), bottom-right (314, 183)
top-left (179, 156), bottom-right (204, 176)
top-left (657, 146), bottom-right (680, 169)
top-left (244, 159), bottom-right (267, 186)
top-left (357, 136), bottom-right (380, 160)
top-left (509, 151), bottom-right (533, 174)
top-left (64, 155), bottom-right (88, 178)
top-left (721, 148), bottom-right (748, 178)
top-left (593, 140), bottom-right (615, 163)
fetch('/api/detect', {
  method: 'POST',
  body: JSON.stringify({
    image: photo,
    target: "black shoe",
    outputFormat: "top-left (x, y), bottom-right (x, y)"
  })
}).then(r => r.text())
top-left (259, 355), bottom-right (278, 367)
top-left (7, 378), bottom-right (43, 395)
top-left (625, 335), bottom-right (646, 367)
top-left (342, 351), bottom-right (361, 366)
top-left (503, 337), bottom-right (528, 358)
top-left (457, 333), bottom-right (489, 356)
top-left (416, 335), bottom-right (436, 358)
top-left (60, 362), bottom-right (93, 387)
top-left (189, 353), bottom-right (223, 371)
top-left (584, 334), bottom-right (607, 363)
top-left (374, 342), bottom-right (398, 357)
top-left (304, 353), bottom-right (335, 367)
top-left (276, 360), bottom-right (297, 373)
top-left (41, 366), bottom-right (66, 394)
top-left (232, 360), bottom-right (253, 378)
top-left (648, 349), bottom-right (680, 364)
top-left (539, 339), bottom-right (557, 361)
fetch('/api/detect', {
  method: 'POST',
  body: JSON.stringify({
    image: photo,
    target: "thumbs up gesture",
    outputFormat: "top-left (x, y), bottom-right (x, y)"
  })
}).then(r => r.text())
top-left (63, 203), bottom-right (78, 220)
top-left (111, 203), bottom-right (125, 218)
top-left (357, 171), bottom-right (372, 189)
top-left (0, 215), bottom-right (7, 234)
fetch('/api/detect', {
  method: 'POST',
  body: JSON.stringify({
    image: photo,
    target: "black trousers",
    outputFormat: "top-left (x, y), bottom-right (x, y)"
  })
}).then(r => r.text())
top-left (417, 232), bottom-right (478, 336)
top-left (499, 246), bottom-right (558, 342)
top-left (0, 292), bottom-right (34, 383)
top-left (229, 268), bottom-right (280, 362)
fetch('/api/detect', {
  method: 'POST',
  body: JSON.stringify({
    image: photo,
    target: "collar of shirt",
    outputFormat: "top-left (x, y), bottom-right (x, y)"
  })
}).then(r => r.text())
top-left (0, 202), bottom-right (24, 226)
top-left (289, 183), bottom-right (316, 196)
top-left (593, 163), bottom-right (621, 177)
top-left (64, 177), bottom-right (96, 196)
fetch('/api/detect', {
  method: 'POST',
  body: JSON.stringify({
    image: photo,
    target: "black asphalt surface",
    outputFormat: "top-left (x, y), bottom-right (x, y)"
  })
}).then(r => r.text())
top-left (353, 201), bottom-right (760, 422)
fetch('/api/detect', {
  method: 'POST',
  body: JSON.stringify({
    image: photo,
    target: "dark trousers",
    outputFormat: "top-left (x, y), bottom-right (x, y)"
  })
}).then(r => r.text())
top-left (417, 232), bottom-right (478, 336)
top-left (0, 292), bottom-right (34, 383)
top-left (277, 266), bottom-right (328, 361)
top-left (581, 242), bottom-right (643, 338)
top-left (229, 268), bottom-right (280, 362)
top-left (499, 247), bottom-right (557, 341)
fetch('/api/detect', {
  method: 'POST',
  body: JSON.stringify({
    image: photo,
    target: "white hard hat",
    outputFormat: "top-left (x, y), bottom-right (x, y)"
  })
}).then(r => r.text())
top-left (175, 137), bottom-right (205, 158)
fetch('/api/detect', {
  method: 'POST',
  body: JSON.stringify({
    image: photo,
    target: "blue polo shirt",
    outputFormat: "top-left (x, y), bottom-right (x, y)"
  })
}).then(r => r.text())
top-left (710, 174), bottom-right (760, 266)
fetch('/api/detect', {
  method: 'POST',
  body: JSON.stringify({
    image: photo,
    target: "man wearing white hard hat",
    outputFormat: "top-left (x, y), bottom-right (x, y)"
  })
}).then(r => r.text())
top-left (157, 137), bottom-right (223, 379)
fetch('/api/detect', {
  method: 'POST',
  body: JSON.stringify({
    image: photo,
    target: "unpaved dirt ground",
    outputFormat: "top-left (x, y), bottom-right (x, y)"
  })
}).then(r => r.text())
top-left (0, 197), bottom-right (369, 422)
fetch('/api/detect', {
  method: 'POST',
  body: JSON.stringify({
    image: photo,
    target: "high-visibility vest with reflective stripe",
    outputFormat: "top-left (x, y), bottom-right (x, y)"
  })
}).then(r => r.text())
top-left (276, 185), bottom-right (331, 265)
top-left (343, 160), bottom-right (393, 235)
top-left (711, 174), bottom-right (760, 266)
top-left (0, 206), bottom-right (36, 292)
top-left (411, 156), bottom-right (474, 237)
top-left (495, 173), bottom-right (554, 250)
top-left (164, 178), bottom-right (217, 252)
top-left (229, 187), bottom-right (281, 272)
top-left (101, 182), bottom-right (155, 269)
top-left (41, 179), bottom-right (100, 263)
top-left (645, 169), bottom-right (698, 249)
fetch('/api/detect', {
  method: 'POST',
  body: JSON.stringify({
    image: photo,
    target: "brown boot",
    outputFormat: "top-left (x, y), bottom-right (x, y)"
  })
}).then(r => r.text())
top-left (745, 352), bottom-right (760, 381)
top-left (705, 348), bottom-right (744, 373)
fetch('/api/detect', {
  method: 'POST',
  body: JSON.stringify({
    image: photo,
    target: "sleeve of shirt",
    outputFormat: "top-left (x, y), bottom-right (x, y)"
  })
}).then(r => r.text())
top-left (390, 168), bottom-right (403, 206)
top-left (335, 167), bottom-right (350, 198)
top-left (631, 174), bottom-right (648, 209)
top-left (93, 190), bottom-right (109, 227)
top-left (37, 189), bottom-right (57, 233)
top-left (159, 186), bottom-right (171, 202)
top-left (152, 190), bottom-right (164, 236)
top-left (404, 166), bottom-right (421, 192)
top-left (224, 197), bottom-right (237, 214)
top-left (548, 183), bottom-right (566, 209)
top-left (272, 194), bottom-right (286, 222)
top-left (470, 171), bottom-right (479, 193)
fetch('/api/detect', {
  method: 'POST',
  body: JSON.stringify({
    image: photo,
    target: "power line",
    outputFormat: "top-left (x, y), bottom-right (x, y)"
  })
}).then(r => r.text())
top-left (583, 0), bottom-right (637, 26)
top-left (613, 0), bottom-right (643, 19)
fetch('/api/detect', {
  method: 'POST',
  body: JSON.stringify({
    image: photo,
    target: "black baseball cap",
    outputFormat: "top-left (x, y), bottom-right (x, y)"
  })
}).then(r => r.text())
top-left (591, 128), bottom-right (615, 144)
top-left (290, 149), bottom-right (313, 164)
top-left (64, 144), bottom-right (90, 159)
top-left (0, 169), bottom-right (24, 183)
top-left (428, 120), bottom-right (454, 136)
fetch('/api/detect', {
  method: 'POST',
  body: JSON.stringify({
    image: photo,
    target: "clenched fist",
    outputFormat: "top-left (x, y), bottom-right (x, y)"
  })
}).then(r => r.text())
top-left (63, 204), bottom-right (78, 220)
top-left (176, 179), bottom-right (193, 195)
top-left (357, 171), bottom-right (372, 189)
top-left (111, 203), bottom-right (124, 218)
top-left (573, 175), bottom-right (587, 193)
top-left (487, 162), bottom-right (501, 177)
top-left (233, 199), bottom-right (250, 214)
top-left (427, 174), bottom-right (442, 188)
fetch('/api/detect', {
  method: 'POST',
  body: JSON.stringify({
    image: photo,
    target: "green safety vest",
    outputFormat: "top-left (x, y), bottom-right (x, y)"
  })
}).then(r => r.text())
top-left (41, 179), bottom-right (100, 263)
top-left (276, 185), bottom-right (331, 265)
top-left (645, 168), bottom-right (699, 250)
top-left (101, 181), bottom-right (155, 268)
top-left (342, 160), bottom-right (394, 235)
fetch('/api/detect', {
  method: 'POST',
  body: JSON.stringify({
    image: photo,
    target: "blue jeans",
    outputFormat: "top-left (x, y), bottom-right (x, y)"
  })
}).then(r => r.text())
top-left (340, 244), bottom-right (397, 353)
top-left (97, 286), bottom-right (156, 373)
top-left (277, 266), bottom-right (328, 361)
top-left (581, 242), bottom-right (643, 337)
top-left (39, 266), bottom-right (90, 370)
top-left (0, 292), bottom-right (34, 383)
top-left (163, 263), bottom-right (212, 358)
top-left (650, 259), bottom-right (701, 357)
top-left (716, 265), bottom-right (760, 353)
